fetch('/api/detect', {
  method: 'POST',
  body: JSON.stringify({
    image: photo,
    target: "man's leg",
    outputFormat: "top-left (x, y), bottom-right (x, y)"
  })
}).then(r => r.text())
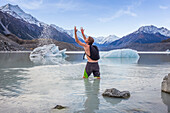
top-left (93, 63), bottom-right (100, 79)
top-left (83, 62), bottom-right (92, 78)
top-left (93, 72), bottom-right (100, 79)
top-left (83, 69), bottom-right (89, 78)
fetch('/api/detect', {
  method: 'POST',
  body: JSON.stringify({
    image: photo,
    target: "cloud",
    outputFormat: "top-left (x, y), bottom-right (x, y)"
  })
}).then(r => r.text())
top-left (98, 6), bottom-right (137, 22)
top-left (159, 5), bottom-right (168, 10)
top-left (6, 0), bottom-right (43, 9)
top-left (55, 1), bottom-right (79, 11)
top-left (98, 1), bottom-right (143, 23)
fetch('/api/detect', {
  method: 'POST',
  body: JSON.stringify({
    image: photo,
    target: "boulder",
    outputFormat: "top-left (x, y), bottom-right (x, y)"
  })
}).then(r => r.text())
top-left (161, 73), bottom-right (170, 93)
top-left (102, 88), bottom-right (130, 98)
top-left (53, 105), bottom-right (67, 110)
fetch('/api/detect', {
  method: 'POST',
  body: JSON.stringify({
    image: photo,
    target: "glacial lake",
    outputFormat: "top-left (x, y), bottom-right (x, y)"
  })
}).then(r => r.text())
top-left (0, 52), bottom-right (170, 113)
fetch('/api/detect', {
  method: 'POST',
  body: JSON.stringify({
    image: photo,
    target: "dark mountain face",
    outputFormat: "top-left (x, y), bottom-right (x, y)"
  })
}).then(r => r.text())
top-left (0, 11), bottom-right (42, 40)
top-left (0, 11), bottom-right (75, 43)
top-left (110, 32), bottom-right (170, 48)
top-left (124, 43), bottom-right (170, 51)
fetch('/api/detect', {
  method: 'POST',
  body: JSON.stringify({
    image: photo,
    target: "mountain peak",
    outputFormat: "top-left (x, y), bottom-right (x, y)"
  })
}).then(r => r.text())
top-left (0, 4), bottom-right (24, 14)
top-left (0, 4), bottom-right (40, 26)
top-left (135, 25), bottom-right (170, 37)
top-left (138, 25), bottom-right (157, 32)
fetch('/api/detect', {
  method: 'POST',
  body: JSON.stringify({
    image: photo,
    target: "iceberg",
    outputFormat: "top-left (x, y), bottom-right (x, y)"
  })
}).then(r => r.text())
top-left (29, 44), bottom-right (67, 64)
top-left (100, 49), bottom-right (140, 58)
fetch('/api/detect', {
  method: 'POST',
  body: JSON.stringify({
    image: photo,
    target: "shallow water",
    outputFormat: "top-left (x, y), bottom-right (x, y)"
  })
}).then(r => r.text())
top-left (0, 53), bottom-right (170, 113)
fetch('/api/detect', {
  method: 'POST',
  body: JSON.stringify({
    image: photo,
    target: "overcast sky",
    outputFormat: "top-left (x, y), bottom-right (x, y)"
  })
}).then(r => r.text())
top-left (0, 0), bottom-right (170, 37)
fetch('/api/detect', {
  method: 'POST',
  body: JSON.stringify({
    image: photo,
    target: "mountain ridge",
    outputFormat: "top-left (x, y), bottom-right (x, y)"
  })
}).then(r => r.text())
top-left (110, 25), bottom-right (170, 49)
top-left (0, 4), bottom-right (75, 43)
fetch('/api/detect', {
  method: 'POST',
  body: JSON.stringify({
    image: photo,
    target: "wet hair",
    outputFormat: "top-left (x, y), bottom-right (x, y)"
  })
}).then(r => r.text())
top-left (88, 36), bottom-right (94, 45)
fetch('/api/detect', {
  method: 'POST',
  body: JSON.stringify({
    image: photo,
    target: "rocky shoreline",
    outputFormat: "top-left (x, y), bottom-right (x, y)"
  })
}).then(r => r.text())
top-left (0, 33), bottom-right (83, 51)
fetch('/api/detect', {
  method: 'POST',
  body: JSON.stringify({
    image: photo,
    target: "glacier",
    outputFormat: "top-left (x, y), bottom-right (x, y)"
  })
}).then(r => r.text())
top-left (29, 44), bottom-right (67, 65)
top-left (100, 49), bottom-right (140, 58)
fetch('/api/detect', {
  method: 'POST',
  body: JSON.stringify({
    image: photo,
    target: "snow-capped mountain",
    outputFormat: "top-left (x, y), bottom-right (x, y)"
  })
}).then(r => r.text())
top-left (0, 4), bottom-right (75, 43)
top-left (0, 4), bottom-right (42, 26)
top-left (110, 25), bottom-right (170, 48)
top-left (95, 35), bottom-right (120, 45)
top-left (134, 25), bottom-right (170, 37)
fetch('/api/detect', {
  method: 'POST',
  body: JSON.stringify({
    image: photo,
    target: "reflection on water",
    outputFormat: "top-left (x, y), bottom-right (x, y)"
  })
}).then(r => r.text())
top-left (99, 57), bottom-right (139, 65)
top-left (84, 79), bottom-right (100, 113)
top-left (30, 56), bottom-right (69, 65)
top-left (103, 97), bottom-right (122, 106)
top-left (161, 92), bottom-right (170, 112)
top-left (0, 53), bottom-right (34, 68)
top-left (138, 54), bottom-right (170, 65)
top-left (0, 53), bottom-right (170, 68)
top-left (0, 68), bottom-right (28, 97)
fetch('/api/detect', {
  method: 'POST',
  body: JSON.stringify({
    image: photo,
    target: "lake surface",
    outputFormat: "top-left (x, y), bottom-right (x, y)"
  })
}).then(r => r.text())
top-left (0, 53), bottom-right (170, 113)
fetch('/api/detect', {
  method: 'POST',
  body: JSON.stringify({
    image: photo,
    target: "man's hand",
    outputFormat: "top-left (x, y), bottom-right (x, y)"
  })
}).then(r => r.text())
top-left (74, 26), bottom-right (78, 33)
top-left (74, 26), bottom-right (87, 47)
top-left (81, 27), bottom-right (84, 33)
top-left (81, 27), bottom-right (86, 40)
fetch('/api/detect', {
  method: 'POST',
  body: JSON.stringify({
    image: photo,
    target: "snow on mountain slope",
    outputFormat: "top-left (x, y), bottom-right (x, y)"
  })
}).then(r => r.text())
top-left (51, 24), bottom-right (87, 42)
top-left (0, 4), bottom-right (41, 26)
top-left (50, 24), bottom-right (65, 33)
top-left (134, 25), bottom-right (170, 37)
top-left (95, 35), bottom-right (120, 45)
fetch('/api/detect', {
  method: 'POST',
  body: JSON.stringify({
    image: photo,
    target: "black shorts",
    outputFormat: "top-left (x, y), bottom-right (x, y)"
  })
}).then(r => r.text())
top-left (84, 62), bottom-right (100, 78)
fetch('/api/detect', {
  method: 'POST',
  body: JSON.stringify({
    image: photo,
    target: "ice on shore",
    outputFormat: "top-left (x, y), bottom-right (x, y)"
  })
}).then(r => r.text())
top-left (29, 44), bottom-right (67, 64)
top-left (100, 49), bottom-right (140, 58)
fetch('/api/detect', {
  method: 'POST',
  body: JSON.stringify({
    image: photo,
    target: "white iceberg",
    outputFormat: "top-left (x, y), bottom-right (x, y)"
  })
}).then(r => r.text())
top-left (29, 44), bottom-right (67, 64)
top-left (100, 49), bottom-right (140, 58)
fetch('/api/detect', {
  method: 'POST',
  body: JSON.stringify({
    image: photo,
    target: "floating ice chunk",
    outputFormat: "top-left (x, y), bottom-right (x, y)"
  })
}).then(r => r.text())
top-left (29, 44), bottom-right (67, 64)
top-left (100, 49), bottom-right (139, 58)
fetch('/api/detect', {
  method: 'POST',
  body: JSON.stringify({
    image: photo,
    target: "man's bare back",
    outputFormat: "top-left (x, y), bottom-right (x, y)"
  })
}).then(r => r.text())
top-left (84, 45), bottom-right (98, 62)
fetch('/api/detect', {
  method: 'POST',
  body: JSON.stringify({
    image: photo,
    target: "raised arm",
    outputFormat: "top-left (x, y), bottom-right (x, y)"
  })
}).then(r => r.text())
top-left (81, 27), bottom-right (87, 41)
top-left (74, 26), bottom-right (87, 47)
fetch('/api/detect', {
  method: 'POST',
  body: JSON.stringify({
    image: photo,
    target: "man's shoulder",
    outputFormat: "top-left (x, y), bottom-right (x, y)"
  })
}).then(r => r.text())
top-left (84, 44), bottom-right (89, 48)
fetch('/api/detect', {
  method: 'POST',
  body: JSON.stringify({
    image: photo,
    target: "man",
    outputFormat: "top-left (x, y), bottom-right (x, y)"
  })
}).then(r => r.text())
top-left (74, 26), bottom-right (100, 79)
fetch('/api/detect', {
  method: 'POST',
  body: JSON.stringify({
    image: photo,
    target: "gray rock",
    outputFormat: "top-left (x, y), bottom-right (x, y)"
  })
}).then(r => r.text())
top-left (161, 73), bottom-right (170, 93)
top-left (102, 88), bottom-right (130, 98)
top-left (53, 105), bottom-right (67, 110)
